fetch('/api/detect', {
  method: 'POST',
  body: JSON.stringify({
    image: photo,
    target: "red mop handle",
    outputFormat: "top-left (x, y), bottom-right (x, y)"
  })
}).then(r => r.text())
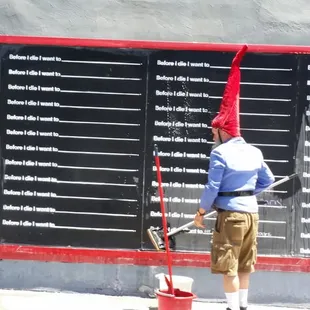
top-left (154, 144), bottom-right (174, 295)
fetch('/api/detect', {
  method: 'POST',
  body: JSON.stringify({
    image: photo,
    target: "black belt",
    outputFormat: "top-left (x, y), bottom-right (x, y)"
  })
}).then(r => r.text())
top-left (218, 191), bottom-right (254, 197)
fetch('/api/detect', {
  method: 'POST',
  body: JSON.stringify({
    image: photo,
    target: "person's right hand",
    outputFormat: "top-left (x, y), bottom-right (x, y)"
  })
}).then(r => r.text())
top-left (194, 211), bottom-right (206, 229)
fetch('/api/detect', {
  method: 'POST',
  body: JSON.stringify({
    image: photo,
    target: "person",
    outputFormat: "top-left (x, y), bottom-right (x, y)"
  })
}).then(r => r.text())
top-left (194, 45), bottom-right (275, 310)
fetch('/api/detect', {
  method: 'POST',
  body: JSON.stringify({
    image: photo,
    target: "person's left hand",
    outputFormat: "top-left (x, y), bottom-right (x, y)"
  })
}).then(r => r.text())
top-left (194, 212), bottom-right (206, 229)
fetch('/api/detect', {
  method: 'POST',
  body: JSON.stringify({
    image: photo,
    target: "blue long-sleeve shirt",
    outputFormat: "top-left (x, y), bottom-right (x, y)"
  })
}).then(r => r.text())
top-left (200, 137), bottom-right (275, 213)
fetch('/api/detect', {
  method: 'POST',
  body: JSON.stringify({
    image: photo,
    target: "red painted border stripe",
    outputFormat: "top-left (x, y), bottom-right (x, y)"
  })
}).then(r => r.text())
top-left (1, 34), bottom-right (310, 54)
top-left (0, 245), bottom-right (309, 273)
top-left (0, 35), bottom-right (309, 272)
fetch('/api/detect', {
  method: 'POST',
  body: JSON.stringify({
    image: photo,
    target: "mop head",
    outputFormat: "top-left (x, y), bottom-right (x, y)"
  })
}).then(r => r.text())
top-left (147, 226), bottom-right (191, 251)
top-left (147, 227), bottom-right (176, 251)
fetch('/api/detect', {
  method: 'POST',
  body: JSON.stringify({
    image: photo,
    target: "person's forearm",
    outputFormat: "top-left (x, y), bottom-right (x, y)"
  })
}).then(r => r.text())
top-left (254, 174), bottom-right (275, 194)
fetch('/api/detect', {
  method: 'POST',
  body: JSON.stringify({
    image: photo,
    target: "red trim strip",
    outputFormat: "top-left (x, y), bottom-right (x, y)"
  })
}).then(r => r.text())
top-left (0, 245), bottom-right (309, 272)
top-left (1, 34), bottom-right (310, 53)
top-left (0, 35), bottom-right (309, 272)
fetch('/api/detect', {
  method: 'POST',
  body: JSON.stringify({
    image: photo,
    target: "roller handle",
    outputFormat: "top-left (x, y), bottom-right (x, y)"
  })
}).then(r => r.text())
top-left (167, 173), bottom-right (298, 237)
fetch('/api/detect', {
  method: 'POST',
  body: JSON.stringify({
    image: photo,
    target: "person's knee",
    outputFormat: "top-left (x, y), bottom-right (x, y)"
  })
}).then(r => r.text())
top-left (238, 271), bottom-right (251, 289)
top-left (224, 274), bottom-right (239, 282)
top-left (238, 271), bottom-right (251, 282)
top-left (223, 274), bottom-right (239, 292)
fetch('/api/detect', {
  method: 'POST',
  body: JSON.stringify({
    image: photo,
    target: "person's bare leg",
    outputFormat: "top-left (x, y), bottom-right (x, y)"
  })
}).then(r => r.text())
top-left (238, 272), bottom-right (251, 308)
top-left (224, 275), bottom-right (239, 310)
top-left (224, 274), bottom-right (239, 292)
top-left (239, 272), bottom-right (250, 289)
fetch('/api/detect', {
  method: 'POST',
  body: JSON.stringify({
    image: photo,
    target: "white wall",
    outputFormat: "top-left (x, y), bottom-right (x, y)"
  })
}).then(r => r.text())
top-left (1, 0), bottom-right (310, 45)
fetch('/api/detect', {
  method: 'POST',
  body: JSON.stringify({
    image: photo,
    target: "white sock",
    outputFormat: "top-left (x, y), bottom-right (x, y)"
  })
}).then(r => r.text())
top-left (225, 292), bottom-right (239, 310)
top-left (239, 289), bottom-right (248, 307)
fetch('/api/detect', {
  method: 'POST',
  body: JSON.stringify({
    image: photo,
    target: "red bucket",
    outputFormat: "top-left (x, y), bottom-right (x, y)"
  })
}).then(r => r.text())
top-left (156, 289), bottom-right (196, 310)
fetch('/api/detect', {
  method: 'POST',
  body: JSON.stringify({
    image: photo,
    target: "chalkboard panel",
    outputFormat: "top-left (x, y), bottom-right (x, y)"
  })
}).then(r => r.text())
top-left (0, 40), bottom-right (308, 257)
top-left (0, 45), bottom-right (148, 249)
top-left (142, 50), bottom-right (298, 255)
top-left (292, 55), bottom-right (310, 257)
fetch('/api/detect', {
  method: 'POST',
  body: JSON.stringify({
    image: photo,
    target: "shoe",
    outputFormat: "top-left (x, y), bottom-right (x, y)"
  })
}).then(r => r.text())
top-left (240, 307), bottom-right (247, 310)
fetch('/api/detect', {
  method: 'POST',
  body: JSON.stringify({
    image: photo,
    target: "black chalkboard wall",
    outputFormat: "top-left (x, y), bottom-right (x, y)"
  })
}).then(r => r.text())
top-left (0, 42), bottom-right (309, 257)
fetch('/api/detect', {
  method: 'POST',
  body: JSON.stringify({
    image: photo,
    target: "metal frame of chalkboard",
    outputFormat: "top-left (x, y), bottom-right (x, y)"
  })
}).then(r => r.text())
top-left (0, 35), bottom-right (309, 273)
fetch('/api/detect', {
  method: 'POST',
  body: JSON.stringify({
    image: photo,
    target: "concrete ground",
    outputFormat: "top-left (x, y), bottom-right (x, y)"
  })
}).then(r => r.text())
top-left (0, 290), bottom-right (307, 310)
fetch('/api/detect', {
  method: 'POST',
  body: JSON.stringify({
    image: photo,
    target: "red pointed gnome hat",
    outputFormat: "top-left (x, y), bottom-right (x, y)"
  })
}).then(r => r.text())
top-left (211, 45), bottom-right (248, 137)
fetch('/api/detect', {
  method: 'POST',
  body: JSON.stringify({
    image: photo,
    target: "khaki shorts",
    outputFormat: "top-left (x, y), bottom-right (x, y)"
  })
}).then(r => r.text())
top-left (210, 210), bottom-right (259, 277)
